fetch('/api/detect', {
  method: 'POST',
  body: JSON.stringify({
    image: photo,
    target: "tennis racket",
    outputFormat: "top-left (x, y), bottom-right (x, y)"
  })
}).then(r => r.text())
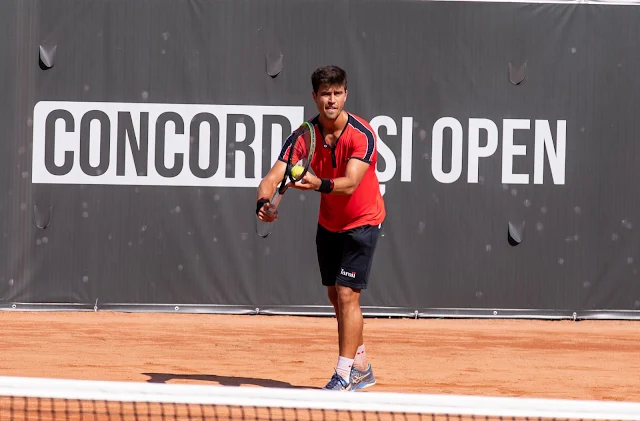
top-left (256, 121), bottom-right (316, 238)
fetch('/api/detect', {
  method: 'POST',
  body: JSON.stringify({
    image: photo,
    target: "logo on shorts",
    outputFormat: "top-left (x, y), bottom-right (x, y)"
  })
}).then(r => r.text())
top-left (340, 268), bottom-right (356, 279)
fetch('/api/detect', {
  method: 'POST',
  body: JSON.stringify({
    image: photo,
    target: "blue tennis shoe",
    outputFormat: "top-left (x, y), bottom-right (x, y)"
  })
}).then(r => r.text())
top-left (322, 371), bottom-right (351, 391)
top-left (349, 364), bottom-right (376, 391)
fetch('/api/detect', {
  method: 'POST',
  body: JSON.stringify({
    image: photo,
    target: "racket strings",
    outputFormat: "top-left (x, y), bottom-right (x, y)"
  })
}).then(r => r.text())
top-left (288, 124), bottom-right (316, 182)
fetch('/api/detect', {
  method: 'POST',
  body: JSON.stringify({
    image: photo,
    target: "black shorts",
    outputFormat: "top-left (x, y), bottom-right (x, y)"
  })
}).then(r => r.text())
top-left (315, 223), bottom-right (382, 290)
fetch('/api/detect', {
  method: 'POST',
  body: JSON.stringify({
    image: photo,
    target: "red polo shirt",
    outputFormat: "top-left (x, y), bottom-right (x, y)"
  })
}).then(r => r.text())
top-left (279, 113), bottom-right (386, 232)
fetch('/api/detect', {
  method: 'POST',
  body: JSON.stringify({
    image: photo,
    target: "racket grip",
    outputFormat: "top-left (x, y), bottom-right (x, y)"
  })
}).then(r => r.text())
top-left (255, 191), bottom-right (281, 238)
top-left (256, 216), bottom-right (275, 238)
top-left (270, 190), bottom-right (283, 209)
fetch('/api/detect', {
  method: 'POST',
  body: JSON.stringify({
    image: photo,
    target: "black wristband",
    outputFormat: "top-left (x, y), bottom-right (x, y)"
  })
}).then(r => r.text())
top-left (316, 178), bottom-right (334, 194)
top-left (256, 197), bottom-right (270, 215)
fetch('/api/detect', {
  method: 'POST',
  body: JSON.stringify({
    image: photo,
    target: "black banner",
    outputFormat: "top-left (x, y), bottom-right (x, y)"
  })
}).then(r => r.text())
top-left (1, 0), bottom-right (640, 318)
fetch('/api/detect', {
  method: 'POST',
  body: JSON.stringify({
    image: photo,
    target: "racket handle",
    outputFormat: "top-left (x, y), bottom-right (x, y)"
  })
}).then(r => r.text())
top-left (270, 190), bottom-right (283, 209)
top-left (256, 216), bottom-right (275, 238)
top-left (255, 191), bottom-right (281, 238)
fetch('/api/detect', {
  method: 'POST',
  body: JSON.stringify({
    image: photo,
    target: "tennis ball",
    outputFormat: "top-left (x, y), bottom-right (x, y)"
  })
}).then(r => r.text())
top-left (291, 166), bottom-right (304, 179)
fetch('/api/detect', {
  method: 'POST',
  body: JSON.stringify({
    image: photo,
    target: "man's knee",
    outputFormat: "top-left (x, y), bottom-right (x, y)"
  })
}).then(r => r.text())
top-left (336, 284), bottom-right (361, 307)
top-left (327, 286), bottom-right (339, 306)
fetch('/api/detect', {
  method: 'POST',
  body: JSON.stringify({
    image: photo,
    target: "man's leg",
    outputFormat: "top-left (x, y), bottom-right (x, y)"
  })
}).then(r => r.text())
top-left (326, 285), bottom-right (354, 384)
top-left (336, 224), bottom-right (381, 390)
top-left (335, 284), bottom-right (362, 361)
top-left (327, 285), bottom-right (366, 369)
top-left (317, 226), bottom-right (352, 390)
top-left (327, 286), bottom-right (340, 340)
top-left (327, 283), bottom-right (367, 377)
top-left (319, 224), bottom-right (380, 391)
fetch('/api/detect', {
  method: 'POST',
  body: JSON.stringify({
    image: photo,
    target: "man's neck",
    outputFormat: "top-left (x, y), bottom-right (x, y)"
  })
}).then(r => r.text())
top-left (319, 111), bottom-right (348, 135)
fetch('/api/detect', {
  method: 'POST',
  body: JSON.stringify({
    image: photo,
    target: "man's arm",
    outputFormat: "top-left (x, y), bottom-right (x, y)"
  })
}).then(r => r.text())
top-left (258, 124), bottom-right (303, 200)
top-left (294, 127), bottom-right (374, 195)
top-left (256, 160), bottom-right (287, 222)
top-left (257, 160), bottom-right (287, 200)
top-left (294, 158), bottom-right (369, 195)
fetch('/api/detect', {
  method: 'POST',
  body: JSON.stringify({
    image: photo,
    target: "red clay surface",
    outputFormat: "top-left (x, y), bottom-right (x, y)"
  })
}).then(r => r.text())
top-left (0, 312), bottom-right (638, 402)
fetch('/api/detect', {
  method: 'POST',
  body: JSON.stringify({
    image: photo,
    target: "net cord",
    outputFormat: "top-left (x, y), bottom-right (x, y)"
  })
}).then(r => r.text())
top-left (0, 376), bottom-right (639, 420)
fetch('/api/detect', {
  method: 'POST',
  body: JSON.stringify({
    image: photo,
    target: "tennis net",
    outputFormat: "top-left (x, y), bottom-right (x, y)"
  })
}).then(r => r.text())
top-left (0, 375), bottom-right (639, 421)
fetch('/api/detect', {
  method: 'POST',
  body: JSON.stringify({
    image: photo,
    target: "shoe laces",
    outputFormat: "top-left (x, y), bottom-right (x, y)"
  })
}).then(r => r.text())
top-left (326, 372), bottom-right (347, 389)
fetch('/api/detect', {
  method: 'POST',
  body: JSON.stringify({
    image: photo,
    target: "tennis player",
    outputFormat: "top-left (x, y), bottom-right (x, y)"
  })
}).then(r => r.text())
top-left (256, 65), bottom-right (386, 391)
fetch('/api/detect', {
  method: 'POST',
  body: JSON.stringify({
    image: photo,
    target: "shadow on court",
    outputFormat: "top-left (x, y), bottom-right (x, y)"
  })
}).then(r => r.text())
top-left (142, 372), bottom-right (318, 389)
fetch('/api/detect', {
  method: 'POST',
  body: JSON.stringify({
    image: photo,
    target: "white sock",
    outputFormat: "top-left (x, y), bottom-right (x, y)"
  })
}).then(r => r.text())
top-left (335, 356), bottom-right (354, 382)
top-left (354, 344), bottom-right (366, 369)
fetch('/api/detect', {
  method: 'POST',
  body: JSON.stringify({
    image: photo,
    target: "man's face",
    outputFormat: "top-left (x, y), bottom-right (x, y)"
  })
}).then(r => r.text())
top-left (313, 83), bottom-right (347, 121)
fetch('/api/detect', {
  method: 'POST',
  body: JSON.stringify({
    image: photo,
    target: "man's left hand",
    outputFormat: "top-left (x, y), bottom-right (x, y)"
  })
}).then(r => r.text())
top-left (292, 171), bottom-right (321, 191)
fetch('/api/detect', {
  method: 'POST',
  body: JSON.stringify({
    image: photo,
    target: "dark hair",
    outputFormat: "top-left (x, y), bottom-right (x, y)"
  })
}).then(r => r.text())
top-left (311, 65), bottom-right (347, 93)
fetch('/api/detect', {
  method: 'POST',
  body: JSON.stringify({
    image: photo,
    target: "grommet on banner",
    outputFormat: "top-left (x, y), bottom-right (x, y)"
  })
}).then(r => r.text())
top-left (265, 51), bottom-right (283, 78)
top-left (39, 45), bottom-right (57, 69)
top-left (508, 221), bottom-right (525, 246)
top-left (33, 205), bottom-right (52, 229)
top-left (259, 26), bottom-right (283, 78)
top-left (508, 60), bottom-right (526, 85)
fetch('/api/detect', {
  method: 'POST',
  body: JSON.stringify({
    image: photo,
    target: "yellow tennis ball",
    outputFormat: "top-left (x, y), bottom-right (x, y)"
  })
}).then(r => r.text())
top-left (291, 166), bottom-right (304, 179)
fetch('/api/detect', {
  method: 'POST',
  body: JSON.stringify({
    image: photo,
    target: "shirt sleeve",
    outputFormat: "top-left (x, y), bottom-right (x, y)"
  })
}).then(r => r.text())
top-left (349, 129), bottom-right (376, 164)
top-left (277, 131), bottom-right (295, 163)
top-left (278, 133), bottom-right (308, 164)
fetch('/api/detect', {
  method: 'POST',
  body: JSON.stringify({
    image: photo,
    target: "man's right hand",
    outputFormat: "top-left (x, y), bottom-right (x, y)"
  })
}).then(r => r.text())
top-left (257, 201), bottom-right (279, 223)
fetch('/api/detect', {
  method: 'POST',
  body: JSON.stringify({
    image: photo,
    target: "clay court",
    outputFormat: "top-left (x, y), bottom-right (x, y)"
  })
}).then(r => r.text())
top-left (0, 311), bottom-right (638, 403)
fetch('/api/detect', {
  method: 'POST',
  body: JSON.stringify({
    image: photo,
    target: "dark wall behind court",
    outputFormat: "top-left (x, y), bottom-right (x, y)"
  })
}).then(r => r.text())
top-left (1, 0), bottom-right (639, 319)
